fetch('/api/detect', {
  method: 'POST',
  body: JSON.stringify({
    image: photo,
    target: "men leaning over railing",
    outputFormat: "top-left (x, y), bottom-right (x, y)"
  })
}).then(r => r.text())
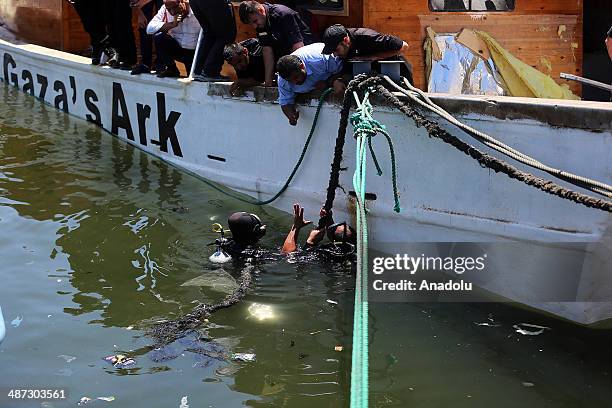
top-left (223, 39), bottom-right (266, 96)
top-left (321, 24), bottom-right (413, 83)
top-left (277, 43), bottom-right (346, 126)
top-left (239, 0), bottom-right (313, 87)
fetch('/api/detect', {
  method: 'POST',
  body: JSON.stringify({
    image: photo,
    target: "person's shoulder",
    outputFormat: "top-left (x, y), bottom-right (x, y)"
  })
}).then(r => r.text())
top-left (351, 27), bottom-right (382, 38)
top-left (269, 3), bottom-right (297, 17)
top-left (293, 42), bottom-right (325, 57)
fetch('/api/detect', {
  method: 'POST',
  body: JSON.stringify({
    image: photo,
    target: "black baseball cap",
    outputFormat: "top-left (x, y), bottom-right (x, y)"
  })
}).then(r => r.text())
top-left (322, 24), bottom-right (348, 54)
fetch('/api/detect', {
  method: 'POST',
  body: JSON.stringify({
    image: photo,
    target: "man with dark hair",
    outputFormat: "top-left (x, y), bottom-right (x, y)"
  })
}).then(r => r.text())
top-left (146, 0), bottom-right (201, 77)
top-left (321, 24), bottom-right (412, 83)
top-left (276, 43), bottom-right (343, 126)
top-left (189, 0), bottom-right (237, 81)
top-left (239, 0), bottom-right (313, 86)
top-left (223, 38), bottom-right (266, 95)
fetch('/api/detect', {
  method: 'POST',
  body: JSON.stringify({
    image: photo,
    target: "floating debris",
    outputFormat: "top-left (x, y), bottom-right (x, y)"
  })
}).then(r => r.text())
top-left (57, 354), bottom-right (77, 363)
top-left (334, 345), bottom-right (344, 352)
top-left (78, 397), bottom-right (92, 405)
top-left (298, 353), bottom-right (308, 360)
top-left (474, 322), bottom-right (501, 327)
top-left (78, 396), bottom-right (115, 405)
top-left (326, 299), bottom-right (338, 305)
top-left (522, 382), bottom-right (535, 387)
top-left (103, 354), bottom-right (135, 368)
top-left (231, 353), bottom-right (256, 362)
top-left (11, 316), bottom-right (23, 327)
top-left (513, 323), bottom-right (550, 336)
top-left (179, 396), bottom-right (189, 408)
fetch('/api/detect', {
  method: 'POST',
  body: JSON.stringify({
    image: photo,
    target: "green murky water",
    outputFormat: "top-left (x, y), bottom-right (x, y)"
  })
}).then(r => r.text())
top-left (1, 84), bottom-right (612, 408)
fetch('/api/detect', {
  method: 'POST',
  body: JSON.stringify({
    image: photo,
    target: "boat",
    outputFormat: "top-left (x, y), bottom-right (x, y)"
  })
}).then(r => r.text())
top-left (0, 0), bottom-right (610, 325)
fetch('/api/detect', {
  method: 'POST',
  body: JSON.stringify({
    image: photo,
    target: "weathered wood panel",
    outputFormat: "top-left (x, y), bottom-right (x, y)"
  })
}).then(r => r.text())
top-left (61, 2), bottom-right (90, 53)
top-left (0, 0), bottom-right (62, 49)
top-left (364, 0), bottom-right (583, 95)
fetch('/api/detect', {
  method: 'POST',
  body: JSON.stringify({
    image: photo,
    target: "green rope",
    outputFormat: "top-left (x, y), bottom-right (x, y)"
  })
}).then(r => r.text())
top-left (200, 88), bottom-right (333, 205)
top-left (349, 93), bottom-right (402, 213)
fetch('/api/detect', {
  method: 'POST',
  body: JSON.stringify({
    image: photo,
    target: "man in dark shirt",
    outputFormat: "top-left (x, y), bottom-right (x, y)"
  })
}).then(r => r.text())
top-left (321, 24), bottom-right (412, 82)
top-left (239, 0), bottom-right (313, 86)
top-left (223, 38), bottom-right (266, 95)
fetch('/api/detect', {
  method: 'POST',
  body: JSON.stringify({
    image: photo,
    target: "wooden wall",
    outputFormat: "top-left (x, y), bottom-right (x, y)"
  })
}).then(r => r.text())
top-left (363, 0), bottom-right (584, 94)
top-left (0, 0), bottom-right (63, 49)
top-left (61, 2), bottom-right (92, 54)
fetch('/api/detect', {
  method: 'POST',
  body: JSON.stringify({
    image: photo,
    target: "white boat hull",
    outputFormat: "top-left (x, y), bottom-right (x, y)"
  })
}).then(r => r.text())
top-left (1, 39), bottom-right (611, 325)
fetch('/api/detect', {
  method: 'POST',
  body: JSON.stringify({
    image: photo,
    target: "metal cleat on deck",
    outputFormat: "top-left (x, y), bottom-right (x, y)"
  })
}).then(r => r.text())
top-left (378, 60), bottom-right (403, 82)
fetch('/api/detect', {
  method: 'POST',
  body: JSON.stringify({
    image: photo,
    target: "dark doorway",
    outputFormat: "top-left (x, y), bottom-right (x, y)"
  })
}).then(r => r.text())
top-left (582, 0), bottom-right (611, 101)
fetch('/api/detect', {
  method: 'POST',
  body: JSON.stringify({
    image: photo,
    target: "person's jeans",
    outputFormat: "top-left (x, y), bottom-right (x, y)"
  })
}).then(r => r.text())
top-left (106, 0), bottom-right (137, 64)
top-left (189, 0), bottom-right (237, 76)
top-left (153, 32), bottom-right (196, 73)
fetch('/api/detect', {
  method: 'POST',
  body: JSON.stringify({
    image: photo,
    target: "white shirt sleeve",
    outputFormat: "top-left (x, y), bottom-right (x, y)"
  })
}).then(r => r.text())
top-left (146, 6), bottom-right (167, 35)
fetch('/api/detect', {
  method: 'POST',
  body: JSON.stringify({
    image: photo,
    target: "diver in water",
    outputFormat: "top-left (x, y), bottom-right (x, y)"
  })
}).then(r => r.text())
top-left (282, 203), bottom-right (356, 260)
top-left (209, 211), bottom-right (268, 262)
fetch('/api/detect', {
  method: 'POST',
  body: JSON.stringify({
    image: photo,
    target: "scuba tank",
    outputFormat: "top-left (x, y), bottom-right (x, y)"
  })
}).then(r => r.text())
top-left (208, 223), bottom-right (232, 264)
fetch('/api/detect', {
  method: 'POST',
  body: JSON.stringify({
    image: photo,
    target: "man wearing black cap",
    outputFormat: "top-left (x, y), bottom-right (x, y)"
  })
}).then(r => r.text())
top-left (239, 0), bottom-right (313, 86)
top-left (321, 24), bottom-right (412, 82)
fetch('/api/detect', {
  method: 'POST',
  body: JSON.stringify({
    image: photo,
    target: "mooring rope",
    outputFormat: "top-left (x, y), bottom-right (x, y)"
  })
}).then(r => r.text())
top-left (349, 91), bottom-right (375, 408)
top-left (149, 266), bottom-right (254, 347)
top-left (388, 77), bottom-right (612, 198)
top-left (338, 75), bottom-right (612, 213)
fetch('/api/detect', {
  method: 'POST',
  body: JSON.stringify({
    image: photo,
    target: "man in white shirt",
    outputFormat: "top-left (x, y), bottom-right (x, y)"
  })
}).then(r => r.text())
top-left (146, 0), bottom-right (201, 78)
